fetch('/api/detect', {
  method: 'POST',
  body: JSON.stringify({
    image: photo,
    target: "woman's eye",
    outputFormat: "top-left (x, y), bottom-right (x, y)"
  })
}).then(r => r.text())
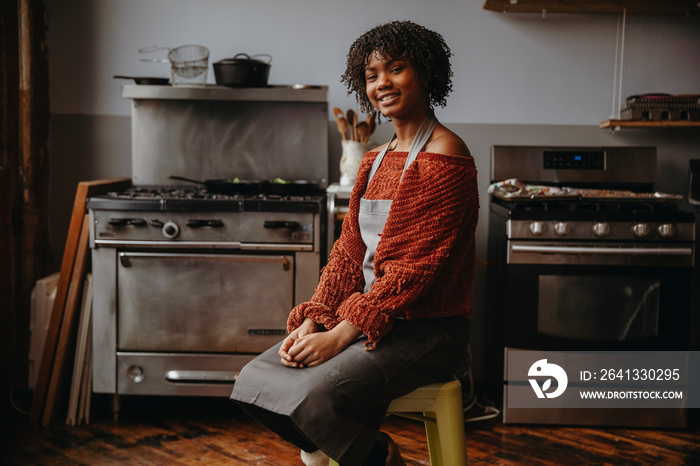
top-left (390, 67), bottom-right (403, 74)
top-left (366, 74), bottom-right (377, 81)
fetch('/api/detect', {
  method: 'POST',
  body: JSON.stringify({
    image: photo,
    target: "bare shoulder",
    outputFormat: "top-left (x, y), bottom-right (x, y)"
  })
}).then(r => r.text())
top-left (425, 124), bottom-right (471, 157)
top-left (372, 141), bottom-right (389, 153)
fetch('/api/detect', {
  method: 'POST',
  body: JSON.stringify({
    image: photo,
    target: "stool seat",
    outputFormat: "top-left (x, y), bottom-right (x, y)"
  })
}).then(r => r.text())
top-left (329, 380), bottom-right (468, 465)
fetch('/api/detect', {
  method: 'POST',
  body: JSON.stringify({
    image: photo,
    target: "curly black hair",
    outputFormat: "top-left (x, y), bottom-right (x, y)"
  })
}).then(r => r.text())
top-left (341, 20), bottom-right (453, 118)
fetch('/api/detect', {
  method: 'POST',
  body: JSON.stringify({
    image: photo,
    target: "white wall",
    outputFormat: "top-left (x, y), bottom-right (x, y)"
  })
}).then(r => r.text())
top-left (48, 0), bottom-right (700, 125)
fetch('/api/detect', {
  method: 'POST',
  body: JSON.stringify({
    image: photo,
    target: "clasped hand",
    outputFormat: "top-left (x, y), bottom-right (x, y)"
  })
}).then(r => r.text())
top-left (279, 318), bottom-right (362, 368)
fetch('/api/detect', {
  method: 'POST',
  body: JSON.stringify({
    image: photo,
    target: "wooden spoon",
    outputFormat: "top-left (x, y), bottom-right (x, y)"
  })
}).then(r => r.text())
top-left (332, 107), bottom-right (348, 140)
top-left (355, 121), bottom-right (369, 143)
top-left (346, 109), bottom-right (356, 141)
top-left (365, 112), bottom-right (376, 139)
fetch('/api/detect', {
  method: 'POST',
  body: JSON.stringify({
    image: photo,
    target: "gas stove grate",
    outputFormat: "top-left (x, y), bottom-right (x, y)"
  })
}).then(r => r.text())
top-left (104, 186), bottom-right (315, 202)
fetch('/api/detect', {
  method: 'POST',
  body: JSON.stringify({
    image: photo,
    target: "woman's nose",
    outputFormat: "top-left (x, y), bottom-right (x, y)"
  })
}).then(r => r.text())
top-left (376, 72), bottom-right (391, 89)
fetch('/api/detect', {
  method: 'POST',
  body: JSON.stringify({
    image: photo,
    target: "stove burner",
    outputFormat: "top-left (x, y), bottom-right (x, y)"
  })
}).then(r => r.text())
top-left (89, 185), bottom-right (325, 215)
top-left (105, 185), bottom-right (311, 202)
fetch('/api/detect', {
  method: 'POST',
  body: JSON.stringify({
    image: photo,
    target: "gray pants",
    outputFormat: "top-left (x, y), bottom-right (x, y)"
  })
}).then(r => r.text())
top-left (230, 316), bottom-right (470, 466)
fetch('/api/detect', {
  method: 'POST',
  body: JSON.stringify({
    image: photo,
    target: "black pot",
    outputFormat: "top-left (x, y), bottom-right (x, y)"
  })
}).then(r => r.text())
top-left (213, 53), bottom-right (271, 87)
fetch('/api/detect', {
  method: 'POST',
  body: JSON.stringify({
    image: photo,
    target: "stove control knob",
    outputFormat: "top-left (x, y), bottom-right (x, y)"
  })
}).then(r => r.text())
top-left (658, 223), bottom-right (676, 238)
top-left (593, 222), bottom-right (611, 237)
top-left (632, 223), bottom-right (651, 238)
top-left (529, 221), bottom-right (545, 236)
top-left (162, 221), bottom-right (180, 239)
top-left (127, 365), bottom-right (145, 383)
top-left (554, 222), bottom-right (570, 237)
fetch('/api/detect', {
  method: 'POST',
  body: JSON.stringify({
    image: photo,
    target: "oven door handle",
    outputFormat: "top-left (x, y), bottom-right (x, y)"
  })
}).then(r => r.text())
top-left (118, 252), bottom-right (291, 270)
top-left (511, 244), bottom-right (693, 256)
top-left (165, 370), bottom-right (239, 384)
top-left (263, 220), bottom-right (301, 230)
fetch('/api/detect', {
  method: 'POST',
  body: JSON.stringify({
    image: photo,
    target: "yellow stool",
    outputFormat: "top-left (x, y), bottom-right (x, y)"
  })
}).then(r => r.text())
top-left (330, 380), bottom-right (468, 466)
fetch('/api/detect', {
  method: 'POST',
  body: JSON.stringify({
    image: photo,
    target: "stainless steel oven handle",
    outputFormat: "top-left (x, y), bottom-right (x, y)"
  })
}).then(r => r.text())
top-left (165, 370), bottom-right (239, 384)
top-left (95, 239), bottom-right (312, 251)
top-left (96, 239), bottom-right (243, 248)
top-left (241, 242), bottom-right (313, 251)
top-left (511, 244), bottom-right (693, 256)
top-left (118, 252), bottom-right (291, 270)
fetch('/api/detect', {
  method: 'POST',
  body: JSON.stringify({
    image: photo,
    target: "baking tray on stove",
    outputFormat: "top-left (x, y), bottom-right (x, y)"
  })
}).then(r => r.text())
top-left (490, 180), bottom-right (578, 201)
top-left (492, 191), bottom-right (683, 202)
top-left (579, 190), bottom-right (683, 201)
top-left (490, 179), bottom-right (683, 202)
top-left (492, 192), bottom-right (580, 201)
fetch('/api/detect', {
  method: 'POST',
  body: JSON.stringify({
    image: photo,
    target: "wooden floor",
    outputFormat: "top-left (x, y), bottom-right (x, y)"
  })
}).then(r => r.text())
top-left (2, 393), bottom-right (699, 465)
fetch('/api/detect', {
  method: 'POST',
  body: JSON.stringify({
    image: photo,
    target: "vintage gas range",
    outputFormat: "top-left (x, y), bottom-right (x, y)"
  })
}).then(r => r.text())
top-left (89, 85), bottom-right (329, 400)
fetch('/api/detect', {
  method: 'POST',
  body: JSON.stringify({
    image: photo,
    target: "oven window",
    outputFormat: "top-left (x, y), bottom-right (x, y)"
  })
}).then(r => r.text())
top-left (537, 275), bottom-right (660, 341)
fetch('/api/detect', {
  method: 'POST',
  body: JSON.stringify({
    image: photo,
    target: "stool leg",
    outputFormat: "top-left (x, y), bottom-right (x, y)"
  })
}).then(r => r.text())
top-left (423, 412), bottom-right (445, 465)
top-left (434, 395), bottom-right (468, 466)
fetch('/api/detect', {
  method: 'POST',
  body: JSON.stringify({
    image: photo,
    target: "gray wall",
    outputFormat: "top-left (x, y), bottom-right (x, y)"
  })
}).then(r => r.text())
top-left (47, 0), bottom-right (700, 382)
top-left (48, 1), bottom-right (700, 122)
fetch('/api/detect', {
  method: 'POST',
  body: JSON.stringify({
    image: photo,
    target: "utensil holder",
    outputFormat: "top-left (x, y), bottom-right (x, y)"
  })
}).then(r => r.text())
top-left (339, 140), bottom-right (374, 186)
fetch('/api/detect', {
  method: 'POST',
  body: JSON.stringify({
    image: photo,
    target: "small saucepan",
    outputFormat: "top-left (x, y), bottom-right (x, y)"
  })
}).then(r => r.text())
top-left (213, 53), bottom-right (272, 87)
top-left (114, 75), bottom-right (170, 85)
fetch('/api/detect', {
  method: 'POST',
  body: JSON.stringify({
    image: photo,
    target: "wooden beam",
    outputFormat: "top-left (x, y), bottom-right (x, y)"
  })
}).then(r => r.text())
top-left (0, 0), bottom-right (21, 402)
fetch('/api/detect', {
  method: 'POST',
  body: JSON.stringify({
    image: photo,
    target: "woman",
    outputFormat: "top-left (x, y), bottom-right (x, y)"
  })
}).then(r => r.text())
top-left (231, 20), bottom-right (479, 466)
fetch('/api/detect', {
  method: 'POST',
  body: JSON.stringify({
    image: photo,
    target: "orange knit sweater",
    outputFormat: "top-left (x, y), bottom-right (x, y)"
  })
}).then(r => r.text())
top-left (288, 150), bottom-right (479, 347)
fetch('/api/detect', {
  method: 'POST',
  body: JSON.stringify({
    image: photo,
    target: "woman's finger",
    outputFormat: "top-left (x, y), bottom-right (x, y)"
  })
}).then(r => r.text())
top-left (280, 355), bottom-right (301, 367)
top-left (287, 338), bottom-right (305, 359)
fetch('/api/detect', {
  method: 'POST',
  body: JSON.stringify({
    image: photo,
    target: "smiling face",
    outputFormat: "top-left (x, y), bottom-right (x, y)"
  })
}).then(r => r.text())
top-left (364, 51), bottom-right (428, 121)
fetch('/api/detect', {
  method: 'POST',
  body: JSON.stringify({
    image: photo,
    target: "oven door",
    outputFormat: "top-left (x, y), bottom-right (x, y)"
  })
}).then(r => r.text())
top-left (499, 241), bottom-right (694, 428)
top-left (497, 240), bottom-right (694, 427)
top-left (503, 241), bottom-right (694, 351)
top-left (117, 251), bottom-right (294, 353)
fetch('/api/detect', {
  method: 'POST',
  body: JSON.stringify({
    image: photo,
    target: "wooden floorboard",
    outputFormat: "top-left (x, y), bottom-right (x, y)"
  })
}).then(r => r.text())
top-left (2, 394), bottom-right (699, 465)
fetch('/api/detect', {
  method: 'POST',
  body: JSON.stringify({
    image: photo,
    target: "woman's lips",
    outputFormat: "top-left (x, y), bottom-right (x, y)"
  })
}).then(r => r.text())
top-left (378, 93), bottom-right (400, 105)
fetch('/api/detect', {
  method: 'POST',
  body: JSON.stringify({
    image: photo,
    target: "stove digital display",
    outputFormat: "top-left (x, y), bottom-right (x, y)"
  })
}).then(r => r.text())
top-left (543, 150), bottom-right (605, 170)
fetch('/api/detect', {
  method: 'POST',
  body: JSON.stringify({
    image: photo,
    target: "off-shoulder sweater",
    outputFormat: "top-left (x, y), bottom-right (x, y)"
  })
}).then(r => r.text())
top-left (287, 150), bottom-right (479, 347)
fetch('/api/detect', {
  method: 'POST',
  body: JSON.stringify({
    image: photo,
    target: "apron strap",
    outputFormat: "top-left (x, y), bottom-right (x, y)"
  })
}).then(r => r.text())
top-left (366, 115), bottom-right (438, 184)
top-left (400, 116), bottom-right (438, 183)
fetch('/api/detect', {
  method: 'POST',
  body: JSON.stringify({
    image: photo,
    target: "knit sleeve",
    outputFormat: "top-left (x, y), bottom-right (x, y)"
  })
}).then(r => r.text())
top-left (286, 155), bottom-right (374, 333)
top-left (335, 155), bottom-right (478, 346)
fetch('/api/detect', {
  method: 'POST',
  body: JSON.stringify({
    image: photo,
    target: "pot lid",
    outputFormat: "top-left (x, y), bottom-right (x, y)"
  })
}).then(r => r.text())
top-left (215, 53), bottom-right (272, 65)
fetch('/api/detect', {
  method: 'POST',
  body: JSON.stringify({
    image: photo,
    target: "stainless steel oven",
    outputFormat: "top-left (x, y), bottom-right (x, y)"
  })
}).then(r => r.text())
top-left (500, 217), bottom-right (693, 350)
top-left (485, 146), bottom-right (695, 427)
top-left (89, 187), bottom-right (324, 398)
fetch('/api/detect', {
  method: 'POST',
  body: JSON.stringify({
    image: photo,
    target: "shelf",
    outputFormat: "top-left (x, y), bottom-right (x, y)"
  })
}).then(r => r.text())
top-left (483, 0), bottom-right (700, 15)
top-left (121, 84), bottom-right (328, 103)
top-left (600, 119), bottom-right (700, 129)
